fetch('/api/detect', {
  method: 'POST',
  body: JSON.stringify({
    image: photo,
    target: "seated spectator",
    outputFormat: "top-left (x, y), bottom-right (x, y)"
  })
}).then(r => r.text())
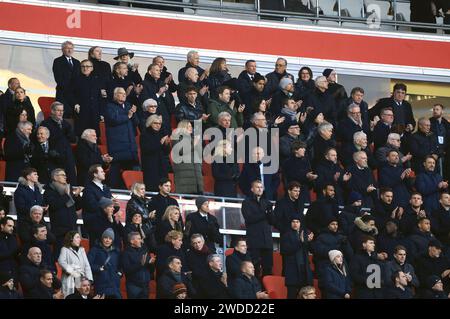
top-left (19, 247), bottom-right (46, 298)
top-left (4, 121), bottom-right (33, 182)
top-left (156, 230), bottom-right (188, 278)
top-left (31, 126), bottom-right (68, 185)
top-left (297, 285), bottom-right (317, 299)
top-left (304, 184), bottom-right (339, 235)
top-left (226, 238), bottom-right (252, 281)
top-left (346, 151), bottom-right (378, 208)
top-left (377, 220), bottom-right (411, 260)
top-left (421, 275), bottom-right (449, 299)
top-left (273, 181), bottom-right (304, 234)
top-left (408, 218), bottom-right (436, 262)
top-left (208, 86), bottom-right (244, 128)
top-left (44, 168), bottom-right (83, 253)
top-left (171, 120), bottom-right (203, 194)
top-left (40, 102), bottom-right (77, 184)
top-left (28, 270), bottom-right (64, 299)
top-left (280, 217), bottom-right (314, 299)
top-left (140, 114), bottom-right (170, 192)
top-left (65, 276), bottom-right (105, 299)
top-left (184, 197), bottom-right (220, 252)
top-left (241, 180), bottom-right (275, 276)
top-left (13, 167), bottom-right (44, 223)
top-left (186, 234), bottom-right (213, 291)
top-left (415, 156), bottom-right (448, 213)
top-left (230, 261), bottom-right (269, 299)
top-left (123, 209), bottom-right (156, 253)
top-left (312, 218), bottom-right (353, 276)
top-left (121, 232), bottom-right (155, 299)
top-left (155, 205), bottom-right (184, 246)
top-left (376, 133), bottom-right (411, 167)
top-left (383, 245), bottom-right (419, 293)
top-left (379, 150), bottom-right (413, 208)
top-left (0, 272), bottom-right (22, 299)
top-left (304, 76), bottom-right (336, 126)
top-left (196, 254), bottom-right (231, 299)
top-left (157, 256), bottom-right (196, 299)
top-left (315, 147), bottom-right (351, 205)
top-left (400, 192), bottom-right (431, 236)
top-left (104, 87), bottom-right (140, 189)
top-left (175, 86), bottom-right (208, 124)
top-left (385, 270), bottom-right (414, 299)
top-left (337, 103), bottom-right (370, 147)
top-left (321, 250), bottom-right (352, 299)
top-left (75, 129), bottom-right (112, 186)
top-left (373, 107), bottom-right (395, 151)
top-left (349, 236), bottom-right (385, 299)
top-left (409, 117), bottom-right (440, 173)
top-left (211, 139), bottom-right (240, 198)
top-left (73, 59), bottom-right (102, 137)
top-left (87, 229), bottom-right (122, 299)
top-left (58, 231), bottom-right (93, 297)
top-left (349, 215), bottom-right (380, 253)
top-left (282, 141), bottom-right (316, 204)
top-left (341, 131), bottom-right (377, 169)
top-left (0, 217), bottom-right (19, 281)
top-left (88, 197), bottom-right (123, 249)
top-left (415, 239), bottom-right (450, 292)
top-left (147, 178), bottom-right (179, 226)
top-left (432, 192), bottom-right (450, 247)
top-left (5, 86), bottom-right (36, 135)
top-left (22, 224), bottom-right (56, 274)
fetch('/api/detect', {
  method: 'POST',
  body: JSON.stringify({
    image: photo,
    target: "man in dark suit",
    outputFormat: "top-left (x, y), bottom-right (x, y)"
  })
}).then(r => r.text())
top-left (237, 60), bottom-right (263, 99)
top-left (263, 58), bottom-right (294, 99)
top-left (241, 180), bottom-right (275, 277)
top-left (0, 78), bottom-right (20, 137)
top-left (52, 41), bottom-right (80, 119)
top-left (4, 121), bottom-right (33, 182)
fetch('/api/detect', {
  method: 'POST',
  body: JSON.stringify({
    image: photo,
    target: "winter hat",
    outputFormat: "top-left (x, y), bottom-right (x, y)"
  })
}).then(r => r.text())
top-left (195, 197), bottom-right (209, 211)
top-left (99, 197), bottom-right (114, 209)
top-left (322, 68), bottom-right (334, 78)
top-left (279, 77), bottom-right (293, 90)
top-left (328, 250), bottom-right (342, 263)
top-left (348, 191), bottom-right (363, 204)
top-left (172, 283), bottom-right (187, 296)
top-left (290, 214), bottom-right (302, 223)
top-left (426, 275), bottom-right (442, 289)
top-left (114, 47), bottom-right (134, 60)
top-left (0, 271), bottom-right (13, 285)
top-left (102, 228), bottom-right (115, 241)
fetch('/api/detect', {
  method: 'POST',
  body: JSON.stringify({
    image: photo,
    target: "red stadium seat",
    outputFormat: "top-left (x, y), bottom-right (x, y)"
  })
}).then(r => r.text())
top-left (99, 121), bottom-right (107, 146)
top-left (81, 238), bottom-right (90, 253)
top-left (168, 173), bottom-right (176, 192)
top-left (313, 278), bottom-right (322, 299)
top-left (308, 254), bottom-right (315, 273)
top-left (122, 170), bottom-right (143, 190)
top-left (37, 96), bottom-right (55, 119)
top-left (149, 280), bottom-right (156, 299)
top-left (120, 276), bottom-right (127, 299)
top-left (0, 160), bottom-right (5, 181)
top-left (262, 275), bottom-right (287, 299)
top-left (225, 248), bottom-right (234, 256)
top-left (98, 144), bottom-right (108, 155)
top-left (55, 262), bottom-right (63, 280)
top-left (273, 251), bottom-right (283, 276)
top-left (202, 162), bottom-right (214, 194)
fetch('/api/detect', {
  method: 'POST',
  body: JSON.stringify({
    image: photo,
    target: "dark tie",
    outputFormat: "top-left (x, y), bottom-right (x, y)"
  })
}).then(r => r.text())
top-left (250, 75), bottom-right (254, 81)
top-left (68, 58), bottom-right (73, 69)
top-left (57, 121), bottom-right (62, 129)
top-left (42, 143), bottom-right (47, 153)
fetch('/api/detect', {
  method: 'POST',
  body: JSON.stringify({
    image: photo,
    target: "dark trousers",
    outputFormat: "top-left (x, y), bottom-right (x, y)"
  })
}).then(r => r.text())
top-left (249, 247), bottom-right (273, 277)
top-left (287, 285), bottom-right (301, 299)
top-left (108, 159), bottom-right (139, 189)
top-left (126, 282), bottom-right (149, 299)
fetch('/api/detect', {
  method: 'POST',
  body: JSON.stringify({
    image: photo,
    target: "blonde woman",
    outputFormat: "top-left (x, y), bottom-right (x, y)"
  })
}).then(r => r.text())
top-left (171, 120), bottom-right (203, 194)
top-left (212, 139), bottom-right (240, 197)
top-left (58, 231), bottom-right (93, 297)
top-left (155, 230), bottom-right (187, 277)
top-left (155, 205), bottom-right (184, 245)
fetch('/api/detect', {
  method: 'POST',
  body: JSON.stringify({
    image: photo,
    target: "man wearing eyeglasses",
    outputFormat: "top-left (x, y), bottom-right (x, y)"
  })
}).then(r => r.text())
top-left (263, 57), bottom-right (294, 99)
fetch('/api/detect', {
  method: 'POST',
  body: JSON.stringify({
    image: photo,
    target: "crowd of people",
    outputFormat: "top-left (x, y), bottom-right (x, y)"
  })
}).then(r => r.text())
top-left (0, 40), bottom-right (449, 299)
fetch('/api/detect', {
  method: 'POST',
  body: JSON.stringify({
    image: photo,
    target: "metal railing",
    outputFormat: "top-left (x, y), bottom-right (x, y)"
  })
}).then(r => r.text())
top-left (54, 0), bottom-right (450, 33)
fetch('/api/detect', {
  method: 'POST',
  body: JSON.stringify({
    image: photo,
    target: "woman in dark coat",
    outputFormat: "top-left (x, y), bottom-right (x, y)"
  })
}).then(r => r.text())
top-left (72, 59), bottom-right (103, 137)
top-left (140, 114), bottom-right (170, 192)
top-left (155, 230), bottom-right (189, 278)
top-left (211, 139), bottom-right (240, 198)
top-left (295, 67), bottom-right (315, 101)
top-left (87, 229), bottom-right (122, 299)
top-left (123, 208), bottom-right (157, 253)
top-left (155, 205), bottom-right (184, 246)
top-left (5, 87), bottom-right (35, 135)
top-left (280, 217), bottom-right (313, 299)
top-left (207, 57), bottom-right (232, 99)
top-left (321, 250), bottom-right (352, 299)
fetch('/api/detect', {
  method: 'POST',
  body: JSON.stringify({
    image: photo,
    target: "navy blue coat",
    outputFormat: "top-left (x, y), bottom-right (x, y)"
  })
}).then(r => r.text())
top-left (88, 211), bottom-right (124, 249)
top-left (349, 252), bottom-right (384, 299)
top-left (82, 181), bottom-right (113, 225)
top-left (225, 250), bottom-right (252, 281)
top-left (304, 196), bottom-right (339, 235)
top-left (88, 244), bottom-right (122, 298)
top-left (321, 262), bottom-right (352, 299)
top-left (369, 97), bottom-right (415, 128)
top-left (314, 159), bottom-right (347, 205)
top-left (312, 134), bottom-right (336, 167)
top-left (19, 258), bottom-right (47, 297)
top-left (121, 246), bottom-right (153, 287)
top-left (373, 121), bottom-right (392, 151)
top-left (241, 195), bottom-right (275, 250)
top-left (415, 171), bottom-right (444, 213)
top-left (13, 181), bottom-right (44, 221)
top-left (43, 183), bottom-right (81, 238)
top-left (239, 162), bottom-right (280, 201)
top-left (346, 164), bottom-right (377, 209)
top-left (230, 274), bottom-right (263, 299)
top-left (305, 88), bottom-right (337, 126)
top-left (157, 269), bottom-right (196, 299)
top-left (22, 238), bottom-right (56, 273)
top-left (104, 101), bottom-right (139, 162)
top-left (212, 160), bottom-right (240, 198)
top-left (52, 55), bottom-right (80, 118)
top-left (4, 132), bottom-right (33, 182)
top-left (341, 144), bottom-right (377, 170)
top-left (409, 131), bottom-right (440, 172)
top-left (155, 243), bottom-right (188, 277)
top-left (75, 139), bottom-right (104, 186)
top-left (147, 193), bottom-right (179, 226)
top-left (431, 205), bottom-right (450, 246)
top-left (273, 196), bottom-right (305, 234)
top-left (399, 205), bottom-right (431, 236)
top-left (379, 164), bottom-right (411, 208)
top-left (312, 229), bottom-right (353, 269)
top-left (0, 232), bottom-right (19, 280)
top-left (184, 212), bottom-right (221, 251)
top-left (337, 117), bottom-right (371, 146)
top-left (280, 228), bottom-right (313, 287)
top-left (73, 74), bottom-right (102, 136)
top-left (196, 268), bottom-right (231, 299)
top-left (282, 155), bottom-right (313, 204)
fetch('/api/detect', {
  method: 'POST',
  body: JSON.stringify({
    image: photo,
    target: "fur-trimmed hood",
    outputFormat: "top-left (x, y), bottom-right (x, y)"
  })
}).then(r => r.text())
top-left (354, 216), bottom-right (378, 236)
top-left (17, 177), bottom-right (43, 192)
